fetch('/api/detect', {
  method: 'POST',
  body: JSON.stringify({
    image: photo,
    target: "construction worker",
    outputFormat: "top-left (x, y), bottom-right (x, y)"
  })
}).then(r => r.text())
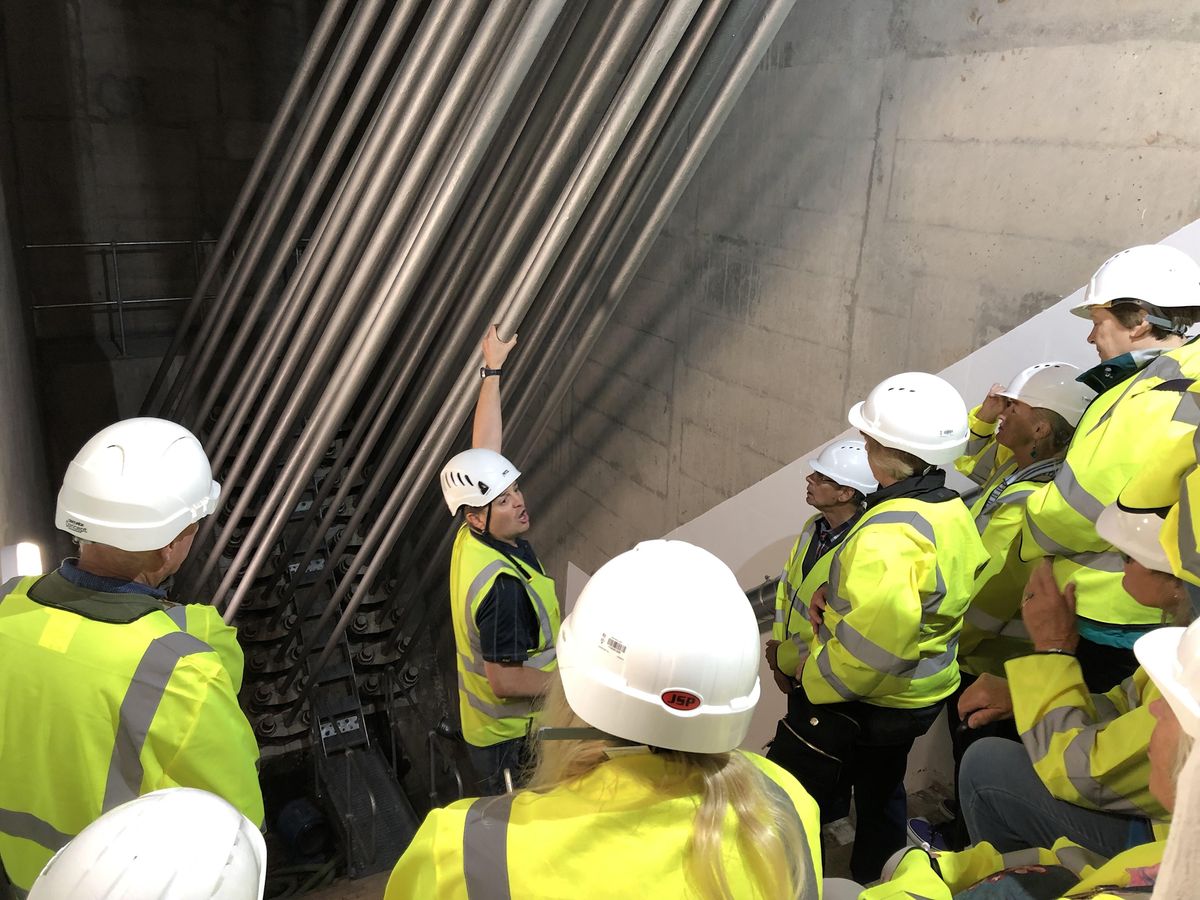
top-left (765, 438), bottom-right (876, 693)
top-left (386, 540), bottom-right (822, 899)
top-left (909, 363), bottom-right (1096, 851)
top-left (1022, 244), bottom-right (1200, 691)
top-left (775, 372), bottom-right (988, 882)
top-left (0, 418), bottom-right (263, 896)
top-left (29, 788), bottom-right (266, 899)
top-left (439, 325), bottom-right (558, 795)
top-left (858, 615), bottom-right (1199, 899)
top-left (954, 502), bottom-right (1186, 859)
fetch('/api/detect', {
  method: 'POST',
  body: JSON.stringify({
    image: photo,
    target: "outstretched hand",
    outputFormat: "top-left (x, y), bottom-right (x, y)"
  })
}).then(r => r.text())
top-left (483, 324), bottom-right (517, 370)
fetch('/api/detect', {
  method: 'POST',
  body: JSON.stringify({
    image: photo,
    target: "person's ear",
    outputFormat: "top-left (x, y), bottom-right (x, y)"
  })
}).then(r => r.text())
top-left (1128, 314), bottom-right (1153, 341)
top-left (464, 509), bottom-right (485, 531)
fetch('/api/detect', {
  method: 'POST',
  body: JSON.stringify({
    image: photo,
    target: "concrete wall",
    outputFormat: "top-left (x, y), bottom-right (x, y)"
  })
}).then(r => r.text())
top-left (526, 1), bottom-right (1200, 583)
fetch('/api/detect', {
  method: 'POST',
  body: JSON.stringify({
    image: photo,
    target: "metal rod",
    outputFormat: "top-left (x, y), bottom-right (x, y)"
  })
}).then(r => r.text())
top-left (189, 0), bottom-right (423, 429)
top-left (170, 0), bottom-right (389, 422)
top-left (290, 0), bottom-right (704, 705)
top-left (520, 0), bottom-right (800, 458)
top-left (140, 0), bottom-right (350, 415)
top-left (216, 0), bottom-right (554, 622)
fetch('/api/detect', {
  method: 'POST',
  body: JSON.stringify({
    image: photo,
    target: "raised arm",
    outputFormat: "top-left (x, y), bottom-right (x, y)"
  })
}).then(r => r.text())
top-left (472, 324), bottom-right (517, 453)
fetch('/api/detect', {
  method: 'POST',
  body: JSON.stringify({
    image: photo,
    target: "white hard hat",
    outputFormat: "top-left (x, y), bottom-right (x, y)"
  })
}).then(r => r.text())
top-left (808, 439), bottom-right (877, 495)
top-left (439, 448), bottom-right (520, 515)
top-left (1095, 502), bottom-right (1172, 574)
top-left (29, 788), bottom-right (266, 900)
top-left (56, 418), bottom-right (221, 552)
top-left (1135, 622), bottom-right (1200, 740)
top-left (1071, 244), bottom-right (1200, 329)
top-left (557, 540), bottom-right (760, 754)
top-left (847, 372), bottom-right (969, 466)
top-left (996, 362), bottom-right (1095, 427)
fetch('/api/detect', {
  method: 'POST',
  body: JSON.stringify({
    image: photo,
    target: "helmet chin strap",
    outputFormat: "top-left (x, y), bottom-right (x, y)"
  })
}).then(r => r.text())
top-left (483, 502), bottom-right (493, 538)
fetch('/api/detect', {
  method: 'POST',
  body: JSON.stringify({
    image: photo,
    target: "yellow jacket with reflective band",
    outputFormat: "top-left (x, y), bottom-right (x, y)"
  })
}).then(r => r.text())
top-left (773, 513), bottom-right (843, 677)
top-left (384, 751), bottom-right (822, 900)
top-left (800, 496), bottom-right (989, 708)
top-left (958, 453), bottom-right (1063, 677)
top-left (1022, 342), bottom-right (1200, 625)
top-left (955, 405), bottom-right (1019, 517)
top-left (0, 574), bottom-right (263, 893)
top-left (1006, 651), bottom-right (1169, 827)
top-left (449, 525), bottom-right (560, 748)
top-left (859, 838), bottom-right (1165, 899)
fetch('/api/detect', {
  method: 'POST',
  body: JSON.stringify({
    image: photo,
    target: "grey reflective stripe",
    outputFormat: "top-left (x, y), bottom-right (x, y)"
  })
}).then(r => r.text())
top-left (754, 769), bottom-right (818, 899)
top-left (788, 633), bottom-right (807, 652)
top-left (1020, 705), bottom-right (1093, 764)
top-left (465, 561), bottom-right (513, 656)
top-left (462, 792), bottom-right (518, 900)
top-left (1071, 550), bottom-right (1126, 573)
top-left (964, 605), bottom-right (1007, 636)
top-left (913, 638), bottom-right (957, 680)
top-left (774, 608), bottom-right (785, 624)
top-left (1123, 677), bottom-right (1141, 711)
top-left (815, 648), bottom-right (857, 700)
top-left (459, 651), bottom-right (486, 676)
top-left (1056, 461), bottom-right (1106, 523)
top-left (1173, 392), bottom-right (1200, 426)
top-left (102, 630), bottom-right (211, 810)
top-left (1178, 468), bottom-right (1200, 578)
top-left (834, 619), bottom-right (912, 677)
top-left (965, 438), bottom-right (1001, 484)
top-left (998, 848), bottom-right (1044, 868)
top-left (0, 807), bottom-right (73, 852)
top-left (164, 606), bottom-right (188, 629)
top-left (1063, 728), bottom-right (1143, 813)
top-left (817, 622), bottom-right (832, 644)
top-left (1092, 692), bottom-right (1120, 723)
top-left (1054, 843), bottom-right (1107, 877)
top-left (824, 552), bottom-right (851, 615)
top-left (999, 619), bottom-right (1029, 640)
top-left (0, 576), bottom-right (25, 598)
top-left (523, 647), bottom-right (556, 669)
top-left (1084, 351), bottom-right (1175, 436)
top-left (1025, 514), bottom-right (1076, 557)
top-left (457, 671), bottom-right (533, 720)
top-left (857, 509), bottom-right (947, 615)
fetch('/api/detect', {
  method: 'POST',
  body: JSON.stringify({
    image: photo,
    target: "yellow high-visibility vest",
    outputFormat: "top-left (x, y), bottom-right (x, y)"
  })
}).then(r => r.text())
top-left (0, 573), bottom-right (263, 893)
top-left (772, 513), bottom-right (853, 677)
top-left (1023, 342), bottom-right (1200, 625)
top-left (801, 494), bottom-right (989, 709)
top-left (385, 751), bottom-right (821, 900)
top-left (449, 525), bottom-right (560, 748)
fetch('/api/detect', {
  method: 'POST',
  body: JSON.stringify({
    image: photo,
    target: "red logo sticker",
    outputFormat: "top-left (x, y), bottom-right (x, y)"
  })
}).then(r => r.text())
top-left (661, 690), bottom-right (701, 711)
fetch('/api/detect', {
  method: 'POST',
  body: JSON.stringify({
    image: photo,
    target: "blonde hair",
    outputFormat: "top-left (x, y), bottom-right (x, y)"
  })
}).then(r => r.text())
top-left (526, 675), bottom-right (809, 900)
top-left (863, 435), bottom-right (929, 482)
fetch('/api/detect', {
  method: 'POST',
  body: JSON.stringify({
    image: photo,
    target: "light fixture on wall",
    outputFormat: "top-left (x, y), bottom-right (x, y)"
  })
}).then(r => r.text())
top-left (0, 542), bottom-right (44, 581)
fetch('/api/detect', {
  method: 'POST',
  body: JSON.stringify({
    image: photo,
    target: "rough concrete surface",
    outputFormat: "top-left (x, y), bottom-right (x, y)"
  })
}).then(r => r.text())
top-left (526, 0), bottom-right (1200, 584)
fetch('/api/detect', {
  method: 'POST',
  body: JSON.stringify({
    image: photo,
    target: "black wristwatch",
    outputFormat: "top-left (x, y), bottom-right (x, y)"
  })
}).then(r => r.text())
top-left (480, 366), bottom-right (503, 379)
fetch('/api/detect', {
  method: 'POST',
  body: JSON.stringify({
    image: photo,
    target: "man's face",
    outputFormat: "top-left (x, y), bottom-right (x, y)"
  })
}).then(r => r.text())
top-left (1087, 307), bottom-right (1139, 361)
top-left (482, 483), bottom-right (530, 543)
top-left (805, 471), bottom-right (850, 511)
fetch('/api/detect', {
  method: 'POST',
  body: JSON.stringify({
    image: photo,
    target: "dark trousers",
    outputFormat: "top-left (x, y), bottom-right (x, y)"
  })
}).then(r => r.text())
top-left (466, 736), bottom-right (527, 796)
top-left (784, 692), bottom-right (942, 883)
top-left (1075, 636), bottom-right (1139, 694)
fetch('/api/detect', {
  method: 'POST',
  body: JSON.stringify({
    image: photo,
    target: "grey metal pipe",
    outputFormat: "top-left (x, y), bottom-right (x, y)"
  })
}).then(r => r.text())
top-left (505, 0), bottom-right (737, 434)
top-left (140, 0), bottom-right (350, 416)
top-left (188, 0), bottom-right (423, 430)
top-left (218, 0), bottom-right (560, 623)
top-left (183, 0), bottom-right (488, 590)
top-left (203, 0), bottom-right (482, 467)
top-left (290, 0), bottom-right (705, 700)
top-left (259, 6), bottom-right (590, 629)
top-left (520, 0), bottom-right (800, 457)
top-left (168, 0), bottom-right (389, 422)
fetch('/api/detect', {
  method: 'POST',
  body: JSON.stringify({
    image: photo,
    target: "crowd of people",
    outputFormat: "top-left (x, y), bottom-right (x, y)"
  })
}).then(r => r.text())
top-left (4, 242), bottom-right (1200, 899)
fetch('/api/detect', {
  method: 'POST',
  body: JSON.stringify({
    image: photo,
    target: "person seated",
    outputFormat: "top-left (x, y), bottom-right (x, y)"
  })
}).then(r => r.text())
top-left (950, 502), bottom-right (1185, 865)
top-left (910, 363), bottom-right (1095, 850)
top-left (386, 540), bottom-right (822, 899)
top-left (858, 610), bottom-right (1199, 899)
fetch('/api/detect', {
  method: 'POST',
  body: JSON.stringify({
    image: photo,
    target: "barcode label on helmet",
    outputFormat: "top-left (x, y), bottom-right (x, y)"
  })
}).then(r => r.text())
top-left (599, 632), bottom-right (626, 658)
